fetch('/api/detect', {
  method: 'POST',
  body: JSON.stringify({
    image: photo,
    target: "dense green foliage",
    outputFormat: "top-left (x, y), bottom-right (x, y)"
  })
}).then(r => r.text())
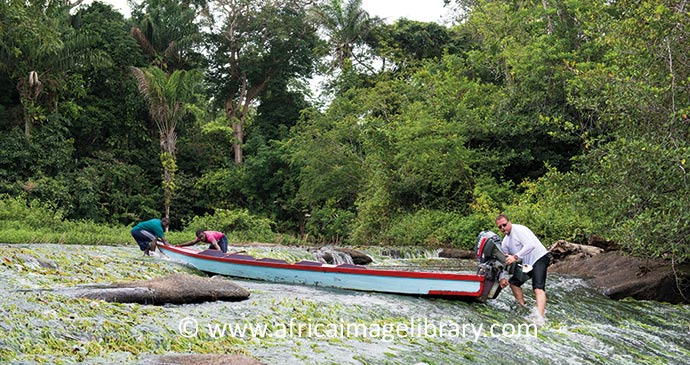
top-left (183, 208), bottom-right (277, 243)
top-left (0, 1), bottom-right (688, 262)
top-left (0, 195), bottom-right (127, 244)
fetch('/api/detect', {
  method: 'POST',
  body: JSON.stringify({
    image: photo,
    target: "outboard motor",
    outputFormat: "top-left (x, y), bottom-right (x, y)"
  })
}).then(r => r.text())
top-left (475, 230), bottom-right (507, 301)
top-left (475, 230), bottom-right (530, 301)
top-left (476, 230), bottom-right (505, 266)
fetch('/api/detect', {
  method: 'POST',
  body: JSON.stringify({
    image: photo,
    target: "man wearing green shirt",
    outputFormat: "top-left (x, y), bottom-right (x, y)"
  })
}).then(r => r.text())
top-left (131, 217), bottom-right (170, 256)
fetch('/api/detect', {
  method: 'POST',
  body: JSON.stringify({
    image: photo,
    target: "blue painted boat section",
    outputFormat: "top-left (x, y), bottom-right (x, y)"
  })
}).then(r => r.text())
top-left (158, 245), bottom-right (484, 297)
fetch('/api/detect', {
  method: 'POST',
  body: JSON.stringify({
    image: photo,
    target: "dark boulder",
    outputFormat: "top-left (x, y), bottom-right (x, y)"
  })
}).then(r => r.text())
top-left (587, 234), bottom-right (618, 251)
top-left (63, 274), bottom-right (250, 305)
top-left (549, 249), bottom-right (690, 304)
top-left (335, 248), bottom-right (373, 265)
top-left (549, 240), bottom-right (604, 263)
top-left (438, 248), bottom-right (475, 259)
top-left (380, 248), bottom-right (402, 259)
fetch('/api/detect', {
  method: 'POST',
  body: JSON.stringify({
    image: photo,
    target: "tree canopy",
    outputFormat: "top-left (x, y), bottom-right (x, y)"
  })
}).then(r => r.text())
top-left (0, 0), bottom-right (688, 262)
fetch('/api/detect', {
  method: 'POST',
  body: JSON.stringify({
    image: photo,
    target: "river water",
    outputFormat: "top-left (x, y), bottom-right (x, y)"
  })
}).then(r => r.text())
top-left (1, 244), bottom-right (689, 364)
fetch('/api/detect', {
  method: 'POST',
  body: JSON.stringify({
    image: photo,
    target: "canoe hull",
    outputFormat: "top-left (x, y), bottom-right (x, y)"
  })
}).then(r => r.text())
top-left (157, 245), bottom-right (495, 301)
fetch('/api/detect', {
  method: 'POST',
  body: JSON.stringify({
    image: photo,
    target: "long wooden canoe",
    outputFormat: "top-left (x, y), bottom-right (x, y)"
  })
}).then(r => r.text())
top-left (157, 244), bottom-right (500, 302)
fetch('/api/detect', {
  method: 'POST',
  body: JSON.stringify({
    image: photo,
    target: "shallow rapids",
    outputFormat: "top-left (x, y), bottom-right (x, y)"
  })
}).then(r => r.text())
top-left (1, 244), bottom-right (688, 364)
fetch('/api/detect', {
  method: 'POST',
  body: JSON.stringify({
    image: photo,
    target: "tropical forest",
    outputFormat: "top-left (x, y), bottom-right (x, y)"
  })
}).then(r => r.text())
top-left (1, 0), bottom-right (689, 263)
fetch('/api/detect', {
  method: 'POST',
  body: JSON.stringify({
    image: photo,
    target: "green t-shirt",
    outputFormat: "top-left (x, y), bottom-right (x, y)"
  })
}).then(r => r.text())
top-left (132, 219), bottom-right (165, 238)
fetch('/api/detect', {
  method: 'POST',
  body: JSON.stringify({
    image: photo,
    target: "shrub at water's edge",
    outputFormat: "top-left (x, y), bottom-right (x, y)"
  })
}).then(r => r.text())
top-left (2, 187), bottom-right (688, 266)
top-left (181, 208), bottom-right (277, 243)
top-left (494, 168), bottom-right (690, 264)
top-left (0, 195), bottom-right (279, 245)
top-left (380, 210), bottom-right (492, 249)
top-left (0, 195), bottom-right (125, 244)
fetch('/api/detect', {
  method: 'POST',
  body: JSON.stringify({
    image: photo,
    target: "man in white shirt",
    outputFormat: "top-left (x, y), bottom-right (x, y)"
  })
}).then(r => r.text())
top-left (495, 214), bottom-right (551, 320)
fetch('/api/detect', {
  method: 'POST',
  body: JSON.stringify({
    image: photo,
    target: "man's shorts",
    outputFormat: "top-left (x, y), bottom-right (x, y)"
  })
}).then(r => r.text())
top-left (131, 229), bottom-right (156, 251)
top-left (508, 253), bottom-right (551, 290)
top-left (209, 235), bottom-right (229, 253)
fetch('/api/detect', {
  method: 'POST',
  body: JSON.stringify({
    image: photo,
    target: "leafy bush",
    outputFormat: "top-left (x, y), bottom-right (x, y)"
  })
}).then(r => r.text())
top-left (0, 195), bottom-right (131, 244)
top-left (304, 204), bottom-right (356, 244)
top-left (0, 195), bottom-right (281, 246)
top-left (382, 209), bottom-right (491, 248)
top-left (183, 208), bottom-right (277, 243)
top-left (562, 138), bottom-right (690, 261)
top-left (0, 195), bottom-right (66, 231)
top-left (498, 170), bottom-right (595, 246)
top-left (350, 175), bottom-right (395, 246)
top-left (442, 212), bottom-right (496, 249)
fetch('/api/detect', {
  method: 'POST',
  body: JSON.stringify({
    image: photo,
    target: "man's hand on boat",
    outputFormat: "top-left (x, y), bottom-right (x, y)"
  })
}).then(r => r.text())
top-left (505, 253), bottom-right (519, 265)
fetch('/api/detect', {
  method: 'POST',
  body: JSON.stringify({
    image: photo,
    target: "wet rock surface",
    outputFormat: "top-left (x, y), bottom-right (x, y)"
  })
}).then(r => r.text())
top-left (312, 247), bottom-right (373, 265)
top-left (2, 244), bottom-right (690, 364)
top-left (548, 242), bottom-right (690, 304)
top-left (15, 253), bottom-right (58, 270)
top-left (335, 248), bottom-right (373, 265)
top-left (147, 354), bottom-right (265, 365)
top-left (438, 248), bottom-right (475, 259)
top-left (63, 273), bottom-right (250, 304)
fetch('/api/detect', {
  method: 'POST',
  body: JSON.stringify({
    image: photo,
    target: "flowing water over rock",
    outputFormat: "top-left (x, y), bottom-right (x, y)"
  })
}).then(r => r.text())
top-left (1, 244), bottom-right (689, 364)
top-left (312, 247), bottom-right (355, 265)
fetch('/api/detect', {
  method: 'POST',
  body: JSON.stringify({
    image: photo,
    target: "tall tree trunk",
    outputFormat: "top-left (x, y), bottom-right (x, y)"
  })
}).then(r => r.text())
top-left (23, 104), bottom-right (32, 139)
top-left (225, 97), bottom-right (245, 165)
top-left (542, 0), bottom-right (554, 35)
top-left (232, 122), bottom-right (244, 164)
top-left (164, 174), bottom-right (172, 219)
top-left (224, 74), bottom-right (270, 164)
top-left (160, 131), bottom-right (177, 223)
top-left (18, 71), bottom-right (43, 139)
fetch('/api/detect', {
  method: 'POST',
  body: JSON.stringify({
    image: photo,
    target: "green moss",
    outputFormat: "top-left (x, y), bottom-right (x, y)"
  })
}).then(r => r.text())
top-left (2, 243), bottom-right (690, 364)
top-left (0, 244), bottom-right (252, 363)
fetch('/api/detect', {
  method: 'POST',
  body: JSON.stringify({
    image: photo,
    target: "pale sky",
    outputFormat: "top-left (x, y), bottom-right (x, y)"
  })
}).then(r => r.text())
top-left (88, 0), bottom-right (450, 24)
top-left (362, 0), bottom-right (449, 23)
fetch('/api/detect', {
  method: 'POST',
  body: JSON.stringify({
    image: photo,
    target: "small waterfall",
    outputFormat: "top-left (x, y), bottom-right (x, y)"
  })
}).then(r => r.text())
top-left (312, 247), bottom-right (354, 265)
top-left (367, 246), bottom-right (442, 260)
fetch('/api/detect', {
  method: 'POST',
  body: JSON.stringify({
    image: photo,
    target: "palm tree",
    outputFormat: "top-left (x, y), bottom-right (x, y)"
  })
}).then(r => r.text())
top-left (310, 0), bottom-right (378, 70)
top-left (131, 66), bottom-right (200, 219)
top-left (1, 0), bottom-right (109, 138)
top-left (129, 0), bottom-right (207, 73)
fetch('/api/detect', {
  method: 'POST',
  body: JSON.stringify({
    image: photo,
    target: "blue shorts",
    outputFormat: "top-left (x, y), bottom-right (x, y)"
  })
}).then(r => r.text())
top-left (131, 229), bottom-right (156, 251)
top-left (509, 253), bottom-right (551, 290)
top-left (209, 235), bottom-right (228, 253)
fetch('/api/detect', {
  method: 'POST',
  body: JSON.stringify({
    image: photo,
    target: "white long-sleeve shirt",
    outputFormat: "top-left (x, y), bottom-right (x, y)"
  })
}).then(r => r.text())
top-left (501, 224), bottom-right (548, 266)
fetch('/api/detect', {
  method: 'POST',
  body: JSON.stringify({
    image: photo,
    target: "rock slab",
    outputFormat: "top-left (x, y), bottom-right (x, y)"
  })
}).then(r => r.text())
top-left (549, 248), bottom-right (690, 304)
top-left (65, 274), bottom-right (250, 305)
top-left (149, 354), bottom-right (265, 365)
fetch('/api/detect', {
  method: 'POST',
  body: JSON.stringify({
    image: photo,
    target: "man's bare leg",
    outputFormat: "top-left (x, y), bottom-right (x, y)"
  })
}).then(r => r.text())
top-left (534, 289), bottom-right (546, 317)
top-left (510, 284), bottom-right (525, 306)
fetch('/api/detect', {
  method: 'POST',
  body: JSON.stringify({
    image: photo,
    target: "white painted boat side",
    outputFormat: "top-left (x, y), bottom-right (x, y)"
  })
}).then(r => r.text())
top-left (158, 245), bottom-right (483, 297)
